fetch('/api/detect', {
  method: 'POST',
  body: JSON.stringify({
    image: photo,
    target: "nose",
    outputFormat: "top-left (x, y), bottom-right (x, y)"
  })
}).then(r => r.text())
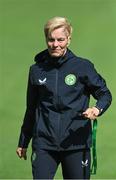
top-left (53, 40), bottom-right (59, 47)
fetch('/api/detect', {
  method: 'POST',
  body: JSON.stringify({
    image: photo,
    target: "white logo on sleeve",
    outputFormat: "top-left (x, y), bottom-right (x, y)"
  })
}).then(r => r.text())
top-left (38, 78), bottom-right (47, 85)
top-left (81, 159), bottom-right (88, 167)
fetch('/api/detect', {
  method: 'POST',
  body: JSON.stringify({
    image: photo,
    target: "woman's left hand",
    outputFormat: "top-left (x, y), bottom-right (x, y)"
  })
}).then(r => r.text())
top-left (82, 107), bottom-right (100, 120)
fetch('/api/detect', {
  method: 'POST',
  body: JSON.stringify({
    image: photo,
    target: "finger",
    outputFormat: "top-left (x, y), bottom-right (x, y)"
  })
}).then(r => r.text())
top-left (23, 154), bottom-right (27, 160)
top-left (16, 149), bottom-right (22, 158)
top-left (83, 112), bottom-right (95, 119)
top-left (82, 108), bottom-right (92, 116)
top-left (82, 111), bottom-right (89, 117)
top-left (83, 111), bottom-right (92, 118)
top-left (22, 151), bottom-right (27, 160)
top-left (89, 114), bottom-right (97, 120)
top-left (22, 150), bottom-right (27, 160)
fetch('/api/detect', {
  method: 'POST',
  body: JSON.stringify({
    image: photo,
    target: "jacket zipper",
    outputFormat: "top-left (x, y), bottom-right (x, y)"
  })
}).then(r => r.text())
top-left (55, 69), bottom-right (58, 96)
top-left (55, 69), bottom-right (61, 150)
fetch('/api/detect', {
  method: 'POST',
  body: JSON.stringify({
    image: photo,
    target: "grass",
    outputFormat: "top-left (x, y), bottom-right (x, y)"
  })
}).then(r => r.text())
top-left (0, 0), bottom-right (116, 179)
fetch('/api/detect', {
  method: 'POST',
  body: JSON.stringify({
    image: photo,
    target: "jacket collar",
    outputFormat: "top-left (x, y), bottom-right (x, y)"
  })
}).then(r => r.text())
top-left (34, 48), bottom-right (75, 67)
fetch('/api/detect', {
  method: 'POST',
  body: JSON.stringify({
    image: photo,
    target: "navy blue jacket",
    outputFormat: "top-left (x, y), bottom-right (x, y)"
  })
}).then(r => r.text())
top-left (18, 49), bottom-right (112, 151)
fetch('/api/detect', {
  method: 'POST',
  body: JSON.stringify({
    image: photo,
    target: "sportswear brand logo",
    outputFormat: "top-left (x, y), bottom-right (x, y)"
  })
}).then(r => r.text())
top-left (38, 78), bottom-right (47, 85)
top-left (81, 159), bottom-right (88, 167)
top-left (65, 74), bottom-right (77, 86)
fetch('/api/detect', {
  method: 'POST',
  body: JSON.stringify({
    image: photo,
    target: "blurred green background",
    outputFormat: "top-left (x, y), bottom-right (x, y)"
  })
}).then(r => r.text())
top-left (0, 0), bottom-right (116, 179)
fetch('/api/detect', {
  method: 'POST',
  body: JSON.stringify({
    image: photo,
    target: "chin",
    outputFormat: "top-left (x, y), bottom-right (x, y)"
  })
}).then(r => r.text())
top-left (50, 52), bottom-right (62, 57)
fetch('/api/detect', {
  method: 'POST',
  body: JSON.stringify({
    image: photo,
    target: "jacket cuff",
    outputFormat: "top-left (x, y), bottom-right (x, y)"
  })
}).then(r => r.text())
top-left (94, 105), bottom-right (103, 116)
top-left (18, 132), bottom-right (30, 148)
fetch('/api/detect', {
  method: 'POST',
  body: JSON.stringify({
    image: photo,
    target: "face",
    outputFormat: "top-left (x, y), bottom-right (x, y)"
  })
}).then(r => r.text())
top-left (46, 27), bottom-right (70, 57)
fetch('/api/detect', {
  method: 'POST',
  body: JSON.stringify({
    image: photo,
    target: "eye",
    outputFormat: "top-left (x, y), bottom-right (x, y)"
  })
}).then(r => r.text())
top-left (48, 38), bottom-right (55, 42)
top-left (57, 38), bottom-right (65, 42)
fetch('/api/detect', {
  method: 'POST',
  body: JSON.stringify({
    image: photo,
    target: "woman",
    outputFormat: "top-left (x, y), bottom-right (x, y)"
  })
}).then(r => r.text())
top-left (16, 16), bottom-right (112, 179)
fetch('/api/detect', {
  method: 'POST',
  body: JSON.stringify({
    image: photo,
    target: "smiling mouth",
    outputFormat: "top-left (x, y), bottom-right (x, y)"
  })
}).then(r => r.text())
top-left (51, 49), bottom-right (61, 52)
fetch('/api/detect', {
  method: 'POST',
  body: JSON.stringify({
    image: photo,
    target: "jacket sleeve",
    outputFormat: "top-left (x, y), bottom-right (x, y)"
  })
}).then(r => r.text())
top-left (18, 67), bottom-right (38, 148)
top-left (85, 61), bottom-right (112, 115)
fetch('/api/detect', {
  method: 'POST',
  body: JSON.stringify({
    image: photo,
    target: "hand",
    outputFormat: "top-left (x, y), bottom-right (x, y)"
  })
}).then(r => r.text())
top-left (16, 147), bottom-right (27, 160)
top-left (82, 107), bottom-right (100, 120)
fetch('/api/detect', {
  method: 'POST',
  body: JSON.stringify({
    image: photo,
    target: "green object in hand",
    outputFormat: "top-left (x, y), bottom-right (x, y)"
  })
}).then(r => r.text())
top-left (91, 119), bottom-right (97, 175)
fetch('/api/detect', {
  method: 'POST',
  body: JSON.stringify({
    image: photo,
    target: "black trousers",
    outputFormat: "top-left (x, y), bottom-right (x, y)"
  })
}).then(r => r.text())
top-left (31, 148), bottom-right (91, 179)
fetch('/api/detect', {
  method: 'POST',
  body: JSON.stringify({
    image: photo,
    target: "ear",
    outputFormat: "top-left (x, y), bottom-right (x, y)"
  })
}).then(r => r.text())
top-left (67, 36), bottom-right (71, 47)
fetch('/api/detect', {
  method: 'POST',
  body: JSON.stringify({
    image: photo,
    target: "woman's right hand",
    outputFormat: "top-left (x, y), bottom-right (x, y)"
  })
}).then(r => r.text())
top-left (16, 147), bottom-right (27, 160)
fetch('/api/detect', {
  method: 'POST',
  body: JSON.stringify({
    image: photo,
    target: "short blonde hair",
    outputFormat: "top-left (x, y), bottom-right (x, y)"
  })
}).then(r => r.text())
top-left (44, 16), bottom-right (73, 38)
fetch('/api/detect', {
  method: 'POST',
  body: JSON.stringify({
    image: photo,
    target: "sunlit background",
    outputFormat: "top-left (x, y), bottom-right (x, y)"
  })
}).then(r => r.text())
top-left (0, 0), bottom-right (116, 179)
